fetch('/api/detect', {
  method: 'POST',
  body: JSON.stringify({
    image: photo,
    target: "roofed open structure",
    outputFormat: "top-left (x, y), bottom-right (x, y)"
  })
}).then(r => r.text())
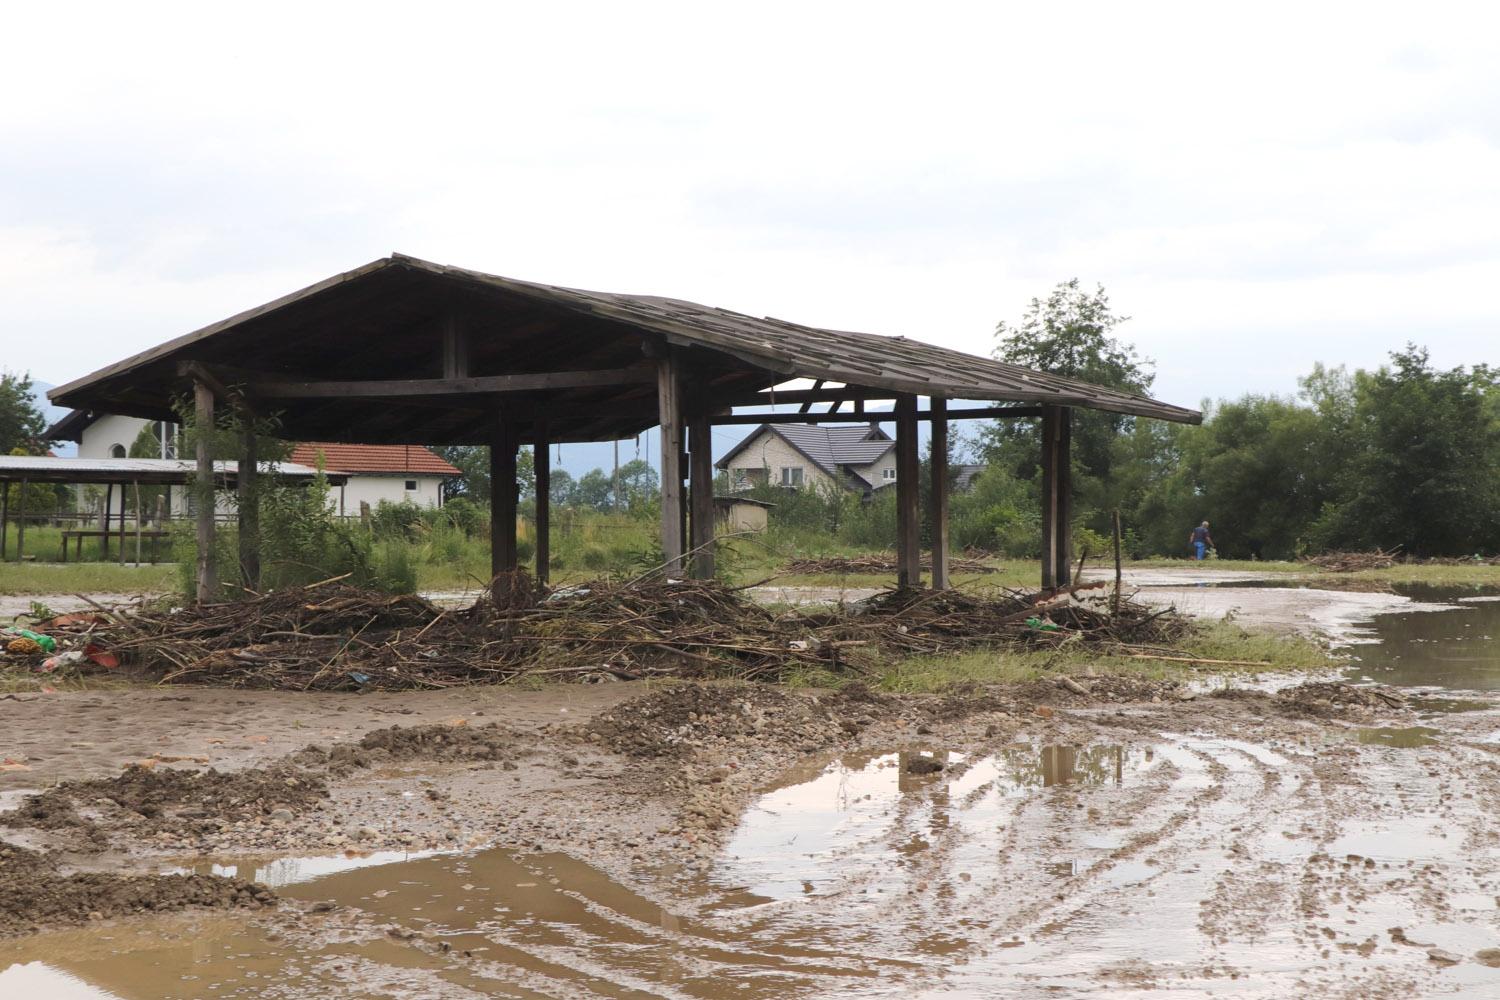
top-left (50, 254), bottom-right (1201, 601)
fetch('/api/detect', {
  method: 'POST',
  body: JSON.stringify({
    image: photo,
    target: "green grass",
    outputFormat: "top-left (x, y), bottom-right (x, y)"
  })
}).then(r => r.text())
top-left (1324, 564), bottom-right (1500, 588)
top-left (0, 560), bottom-right (178, 596)
top-left (864, 620), bottom-right (1338, 695)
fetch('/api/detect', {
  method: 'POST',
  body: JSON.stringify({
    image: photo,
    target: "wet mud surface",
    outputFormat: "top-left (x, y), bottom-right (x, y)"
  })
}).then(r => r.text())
top-left (3, 569), bottom-right (1500, 997)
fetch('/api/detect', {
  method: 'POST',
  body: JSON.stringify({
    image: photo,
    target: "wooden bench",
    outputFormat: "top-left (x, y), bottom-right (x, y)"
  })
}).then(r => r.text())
top-left (59, 529), bottom-right (169, 563)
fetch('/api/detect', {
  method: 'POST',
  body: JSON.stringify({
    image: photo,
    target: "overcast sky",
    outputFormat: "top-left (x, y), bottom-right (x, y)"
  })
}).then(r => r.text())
top-left (5, 1), bottom-right (1497, 468)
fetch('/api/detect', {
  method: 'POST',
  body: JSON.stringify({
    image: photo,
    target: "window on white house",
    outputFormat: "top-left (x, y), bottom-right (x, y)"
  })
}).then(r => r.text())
top-left (404, 480), bottom-right (418, 491)
top-left (780, 467), bottom-right (803, 487)
top-left (109, 444), bottom-right (126, 458)
top-left (882, 468), bottom-right (896, 481)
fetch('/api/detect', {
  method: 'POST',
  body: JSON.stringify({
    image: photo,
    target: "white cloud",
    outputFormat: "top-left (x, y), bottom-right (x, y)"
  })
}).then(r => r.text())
top-left (0, 0), bottom-right (1496, 420)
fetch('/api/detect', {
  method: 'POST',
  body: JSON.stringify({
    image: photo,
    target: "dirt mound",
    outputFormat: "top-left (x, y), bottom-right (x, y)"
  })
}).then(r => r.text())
top-left (356, 721), bottom-right (518, 762)
top-left (582, 684), bottom-right (846, 757)
top-left (0, 842), bottom-right (274, 936)
top-left (3, 763), bottom-right (327, 844)
top-left (1274, 681), bottom-right (1407, 718)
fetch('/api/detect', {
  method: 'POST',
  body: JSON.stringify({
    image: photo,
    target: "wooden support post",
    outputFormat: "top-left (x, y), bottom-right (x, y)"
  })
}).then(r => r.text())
top-left (15, 477), bottom-right (26, 562)
top-left (238, 418), bottom-right (260, 589)
top-left (688, 413), bottom-right (715, 579)
top-left (1039, 405), bottom-right (1074, 590)
top-left (930, 397), bottom-right (950, 590)
top-left (490, 410), bottom-right (519, 583)
top-left (194, 379), bottom-right (217, 603)
top-left (102, 482), bottom-right (112, 559)
top-left (895, 393), bottom-right (921, 589)
top-left (0, 478), bottom-right (8, 560)
top-left (117, 483), bottom-right (126, 566)
top-left (657, 354), bottom-right (685, 577)
top-left (1057, 406), bottom-right (1073, 587)
top-left (533, 421), bottom-right (550, 586)
top-left (133, 481), bottom-right (143, 567)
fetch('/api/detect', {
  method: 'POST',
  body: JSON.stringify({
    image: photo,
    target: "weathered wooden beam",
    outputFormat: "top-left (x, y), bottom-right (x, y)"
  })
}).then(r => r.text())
top-left (798, 380), bottom-right (825, 414)
top-left (534, 421), bottom-right (550, 586)
top-left (658, 354), bottom-right (685, 576)
top-left (490, 410), bottom-right (518, 583)
top-left (209, 363), bottom-right (657, 400)
top-left (15, 477), bottom-right (26, 562)
top-left (930, 397), bottom-right (950, 591)
top-left (194, 379), bottom-right (217, 603)
top-left (1056, 406), bottom-right (1073, 587)
top-left (441, 310), bottom-right (469, 380)
top-left (688, 413), bottom-right (715, 579)
top-left (895, 393), bottom-right (921, 589)
top-left (1039, 404), bottom-right (1074, 590)
top-left (709, 405), bottom-right (1045, 425)
top-left (238, 417), bottom-right (260, 590)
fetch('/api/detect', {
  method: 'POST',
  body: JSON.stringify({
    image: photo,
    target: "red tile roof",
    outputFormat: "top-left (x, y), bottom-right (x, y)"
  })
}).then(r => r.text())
top-left (290, 443), bottom-right (461, 477)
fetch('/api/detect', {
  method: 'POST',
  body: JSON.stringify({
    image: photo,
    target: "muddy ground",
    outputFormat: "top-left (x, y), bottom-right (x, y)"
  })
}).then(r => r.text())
top-left (2, 569), bottom-right (1499, 997)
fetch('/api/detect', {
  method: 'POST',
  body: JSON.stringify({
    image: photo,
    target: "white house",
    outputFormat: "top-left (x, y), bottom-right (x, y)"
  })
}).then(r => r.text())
top-left (716, 423), bottom-right (897, 497)
top-left (289, 443), bottom-right (457, 512)
top-left (46, 412), bottom-right (458, 514)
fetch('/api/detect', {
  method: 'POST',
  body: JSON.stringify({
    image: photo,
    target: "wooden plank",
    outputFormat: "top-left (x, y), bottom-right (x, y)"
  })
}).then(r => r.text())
top-left (534, 421), bottom-right (550, 586)
top-left (929, 397), bottom-right (950, 591)
top-left (102, 482), bottom-right (111, 559)
top-left (238, 418), bottom-right (260, 589)
top-left (688, 413), bottom-right (715, 579)
top-left (895, 394), bottom-right (921, 588)
top-left (658, 354), bottom-right (685, 576)
top-left (709, 405), bottom-right (1045, 425)
top-left (797, 379), bottom-right (824, 414)
top-left (0, 477), bottom-right (7, 560)
top-left (441, 309), bottom-right (469, 380)
top-left (133, 481), bottom-right (143, 567)
top-left (194, 380), bottom-right (217, 603)
top-left (490, 411), bottom-right (518, 581)
top-left (240, 363), bottom-right (657, 399)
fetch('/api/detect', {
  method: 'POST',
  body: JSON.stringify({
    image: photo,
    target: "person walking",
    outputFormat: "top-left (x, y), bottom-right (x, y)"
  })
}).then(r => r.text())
top-left (1189, 521), bottom-right (1215, 560)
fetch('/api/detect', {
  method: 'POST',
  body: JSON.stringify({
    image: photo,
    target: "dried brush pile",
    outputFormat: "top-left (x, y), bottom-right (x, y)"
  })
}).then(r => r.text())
top-left (1299, 549), bottom-right (1399, 572)
top-left (96, 573), bottom-right (1189, 692)
top-left (784, 553), bottom-right (997, 575)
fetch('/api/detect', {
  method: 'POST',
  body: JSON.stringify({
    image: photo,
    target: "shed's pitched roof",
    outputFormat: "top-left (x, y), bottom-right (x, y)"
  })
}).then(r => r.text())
top-left (716, 423), bottom-right (894, 478)
top-left (289, 443), bottom-right (460, 477)
top-left (49, 254), bottom-right (1200, 446)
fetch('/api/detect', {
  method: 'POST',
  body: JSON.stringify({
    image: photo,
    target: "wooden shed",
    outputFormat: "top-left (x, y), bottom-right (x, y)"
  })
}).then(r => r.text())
top-left (49, 254), bottom-right (1201, 600)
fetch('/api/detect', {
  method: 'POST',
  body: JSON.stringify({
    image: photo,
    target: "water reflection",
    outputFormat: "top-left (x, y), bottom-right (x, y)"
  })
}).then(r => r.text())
top-left (717, 744), bottom-right (1146, 903)
top-left (1345, 586), bottom-right (1500, 690)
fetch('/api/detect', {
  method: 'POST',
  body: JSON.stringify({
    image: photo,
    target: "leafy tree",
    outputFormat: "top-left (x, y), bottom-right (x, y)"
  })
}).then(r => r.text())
top-left (979, 280), bottom-right (1154, 532)
top-left (1311, 346), bottom-right (1500, 556)
top-left (548, 468), bottom-right (577, 507)
top-left (0, 371), bottom-right (47, 455)
top-left (431, 444), bottom-right (535, 504)
top-left (575, 469), bottom-right (615, 510)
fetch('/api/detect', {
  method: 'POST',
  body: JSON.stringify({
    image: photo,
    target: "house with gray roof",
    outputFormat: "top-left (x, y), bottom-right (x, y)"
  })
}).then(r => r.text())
top-left (716, 423), bottom-right (897, 497)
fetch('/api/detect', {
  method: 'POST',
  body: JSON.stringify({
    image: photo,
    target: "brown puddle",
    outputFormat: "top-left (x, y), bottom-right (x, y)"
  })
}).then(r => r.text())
top-left (714, 744), bottom-right (1146, 904)
top-left (0, 845), bottom-right (901, 999)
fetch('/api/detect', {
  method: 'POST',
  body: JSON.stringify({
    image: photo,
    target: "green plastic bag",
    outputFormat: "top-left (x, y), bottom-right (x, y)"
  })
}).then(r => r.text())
top-left (2, 627), bottom-right (57, 653)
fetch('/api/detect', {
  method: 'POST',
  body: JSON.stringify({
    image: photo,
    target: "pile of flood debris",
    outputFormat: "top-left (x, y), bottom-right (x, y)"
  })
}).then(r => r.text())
top-left (46, 573), bottom-right (1192, 692)
top-left (1299, 549), bottom-right (1400, 572)
top-left (783, 551), bottom-right (998, 575)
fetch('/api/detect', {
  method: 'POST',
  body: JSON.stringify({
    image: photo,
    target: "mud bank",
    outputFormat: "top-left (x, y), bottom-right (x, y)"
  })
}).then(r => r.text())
top-left (5, 671), bottom-right (1498, 997)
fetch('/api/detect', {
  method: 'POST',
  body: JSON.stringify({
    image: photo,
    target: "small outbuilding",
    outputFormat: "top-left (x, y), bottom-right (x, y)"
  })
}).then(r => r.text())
top-left (713, 495), bottom-right (774, 534)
